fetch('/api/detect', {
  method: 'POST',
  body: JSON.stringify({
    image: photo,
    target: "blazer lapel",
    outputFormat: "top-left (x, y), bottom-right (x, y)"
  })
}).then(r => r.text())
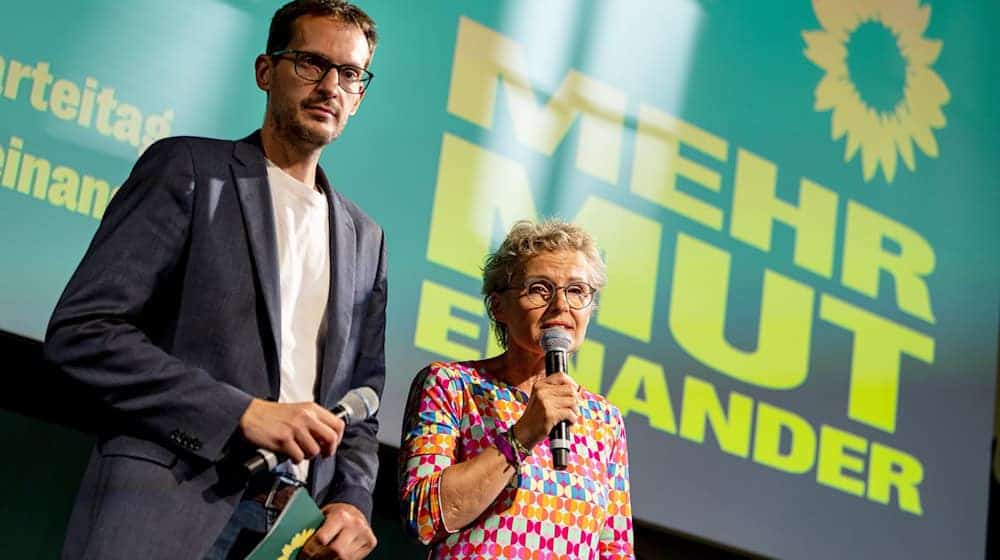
top-left (317, 166), bottom-right (356, 403)
top-left (232, 134), bottom-right (282, 397)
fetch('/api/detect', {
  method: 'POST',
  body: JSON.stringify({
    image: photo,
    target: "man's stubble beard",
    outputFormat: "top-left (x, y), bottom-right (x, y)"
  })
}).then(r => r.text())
top-left (272, 98), bottom-right (344, 151)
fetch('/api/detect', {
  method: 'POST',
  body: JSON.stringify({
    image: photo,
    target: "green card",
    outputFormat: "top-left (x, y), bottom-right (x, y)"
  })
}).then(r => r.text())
top-left (246, 488), bottom-right (326, 560)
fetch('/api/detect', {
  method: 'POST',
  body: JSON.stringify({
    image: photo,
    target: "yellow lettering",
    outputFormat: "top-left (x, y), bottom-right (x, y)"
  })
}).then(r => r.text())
top-left (820, 294), bottom-right (934, 433)
top-left (18, 154), bottom-right (50, 199)
top-left (630, 104), bottom-right (727, 230)
top-left (447, 17), bottom-right (626, 184)
top-left (569, 338), bottom-right (606, 394)
top-left (574, 197), bottom-right (661, 342)
top-left (670, 233), bottom-right (814, 389)
top-left (426, 133), bottom-right (538, 278)
top-left (2, 137), bottom-right (23, 188)
top-left (140, 109), bottom-right (174, 154)
top-left (605, 355), bottom-right (676, 434)
top-left (3, 59), bottom-right (32, 100)
top-left (29, 62), bottom-right (53, 111)
top-left (78, 176), bottom-right (112, 218)
top-left (112, 103), bottom-right (142, 146)
top-left (816, 424), bottom-right (867, 497)
top-left (868, 442), bottom-right (924, 515)
top-left (842, 201), bottom-right (936, 323)
top-left (413, 280), bottom-right (484, 361)
top-left (48, 166), bottom-right (80, 211)
top-left (50, 79), bottom-right (81, 121)
top-left (730, 148), bottom-right (838, 278)
top-left (679, 376), bottom-right (752, 458)
top-left (752, 402), bottom-right (816, 474)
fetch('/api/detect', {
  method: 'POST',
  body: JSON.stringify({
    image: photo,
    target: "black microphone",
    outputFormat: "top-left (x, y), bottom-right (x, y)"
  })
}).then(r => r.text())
top-left (240, 386), bottom-right (380, 480)
top-left (541, 327), bottom-right (573, 470)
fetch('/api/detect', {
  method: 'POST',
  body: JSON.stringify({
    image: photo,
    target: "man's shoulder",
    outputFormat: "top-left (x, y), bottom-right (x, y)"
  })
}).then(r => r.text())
top-left (146, 135), bottom-right (241, 157)
top-left (330, 189), bottom-right (383, 238)
top-left (136, 133), bottom-right (264, 177)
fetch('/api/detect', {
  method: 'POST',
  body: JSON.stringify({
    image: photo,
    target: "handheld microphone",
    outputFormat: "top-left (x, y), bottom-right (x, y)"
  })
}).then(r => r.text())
top-left (541, 327), bottom-right (573, 470)
top-left (240, 386), bottom-right (380, 480)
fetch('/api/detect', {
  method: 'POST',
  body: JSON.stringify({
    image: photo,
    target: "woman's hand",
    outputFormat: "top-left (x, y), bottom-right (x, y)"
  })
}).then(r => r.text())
top-left (512, 373), bottom-right (579, 449)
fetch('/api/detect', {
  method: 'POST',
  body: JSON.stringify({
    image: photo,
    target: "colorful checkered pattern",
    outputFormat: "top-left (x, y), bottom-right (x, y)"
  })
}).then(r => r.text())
top-left (399, 361), bottom-right (635, 559)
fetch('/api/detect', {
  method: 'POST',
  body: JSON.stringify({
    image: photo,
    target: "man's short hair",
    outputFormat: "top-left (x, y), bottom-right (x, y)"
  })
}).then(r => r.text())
top-left (267, 0), bottom-right (378, 64)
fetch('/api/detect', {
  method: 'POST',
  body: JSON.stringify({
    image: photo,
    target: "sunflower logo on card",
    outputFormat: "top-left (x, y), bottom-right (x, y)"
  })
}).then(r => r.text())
top-left (803, 0), bottom-right (950, 183)
top-left (277, 528), bottom-right (315, 560)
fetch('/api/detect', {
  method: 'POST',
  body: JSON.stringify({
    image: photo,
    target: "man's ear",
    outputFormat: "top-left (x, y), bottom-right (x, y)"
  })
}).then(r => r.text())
top-left (254, 54), bottom-right (273, 91)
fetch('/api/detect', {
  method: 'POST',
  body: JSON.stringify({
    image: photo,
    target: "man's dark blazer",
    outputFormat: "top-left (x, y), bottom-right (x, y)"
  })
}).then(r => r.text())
top-left (44, 131), bottom-right (387, 559)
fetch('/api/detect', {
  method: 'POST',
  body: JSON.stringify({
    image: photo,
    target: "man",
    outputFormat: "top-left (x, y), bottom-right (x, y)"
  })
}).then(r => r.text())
top-left (44, 1), bottom-right (385, 558)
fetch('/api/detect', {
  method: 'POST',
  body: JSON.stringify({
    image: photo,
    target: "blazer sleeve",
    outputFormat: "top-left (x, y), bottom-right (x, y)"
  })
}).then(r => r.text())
top-left (320, 229), bottom-right (388, 518)
top-left (43, 138), bottom-right (254, 463)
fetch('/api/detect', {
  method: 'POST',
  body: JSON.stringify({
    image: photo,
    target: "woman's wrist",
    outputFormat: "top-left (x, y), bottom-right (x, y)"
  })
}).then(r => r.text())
top-left (508, 424), bottom-right (533, 459)
top-left (494, 430), bottom-right (520, 468)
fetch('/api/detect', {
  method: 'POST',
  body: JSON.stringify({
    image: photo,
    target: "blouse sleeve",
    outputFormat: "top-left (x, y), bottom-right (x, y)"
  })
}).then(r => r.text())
top-left (599, 406), bottom-right (635, 559)
top-left (398, 364), bottom-right (462, 544)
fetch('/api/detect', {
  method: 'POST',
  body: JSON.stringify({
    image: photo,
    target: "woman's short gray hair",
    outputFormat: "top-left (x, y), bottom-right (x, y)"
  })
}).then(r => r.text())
top-left (482, 219), bottom-right (607, 349)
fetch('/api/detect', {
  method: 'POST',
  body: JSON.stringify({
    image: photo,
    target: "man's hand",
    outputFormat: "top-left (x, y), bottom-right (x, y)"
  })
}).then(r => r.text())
top-left (299, 503), bottom-right (377, 560)
top-left (239, 399), bottom-right (346, 462)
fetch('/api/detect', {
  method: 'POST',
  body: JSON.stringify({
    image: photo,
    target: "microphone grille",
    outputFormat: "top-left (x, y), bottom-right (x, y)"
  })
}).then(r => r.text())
top-left (540, 327), bottom-right (573, 353)
top-left (342, 386), bottom-right (380, 421)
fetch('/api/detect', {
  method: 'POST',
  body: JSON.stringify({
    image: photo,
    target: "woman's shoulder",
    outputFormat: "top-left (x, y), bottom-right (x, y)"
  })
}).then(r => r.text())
top-left (579, 386), bottom-right (626, 427)
top-left (416, 360), bottom-right (486, 388)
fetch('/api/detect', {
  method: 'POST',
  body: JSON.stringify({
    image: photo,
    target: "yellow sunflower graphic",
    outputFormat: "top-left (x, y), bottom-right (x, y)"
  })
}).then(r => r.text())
top-left (277, 528), bottom-right (316, 560)
top-left (803, 0), bottom-right (950, 183)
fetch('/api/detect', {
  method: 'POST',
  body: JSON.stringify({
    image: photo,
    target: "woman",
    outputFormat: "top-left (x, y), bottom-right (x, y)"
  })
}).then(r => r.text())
top-left (399, 220), bottom-right (634, 559)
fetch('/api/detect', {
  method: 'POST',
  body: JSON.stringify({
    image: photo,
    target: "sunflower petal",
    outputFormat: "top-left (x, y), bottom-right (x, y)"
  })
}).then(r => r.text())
top-left (812, 0), bottom-right (858, 35)
top-left (803, 31), bottom-right (848, 71)
top-left (858, 108), bottom-right (882, 181)
top-left (861, 146), bottom-right (877, 181)
top-left (845, 131), bottom-right (861, 160)
top-left (831, 105), bottom-right (849, 139)
top-left (815, 74), bottom-right (851, 110)
top-left (880, 0), bottom-right (930, 36)
top-left (902, 36), bottom-right (942, 66)
top-left (887, 110), bottom-right (917, 171)
top-left (911, 124), bottom-right (939, 158)
top-left (879, 127), bottom-right (898, 183)
top-left (897, 135), bottom-right (916, 170)
top-left (906, 67), bottom-right (951, 125)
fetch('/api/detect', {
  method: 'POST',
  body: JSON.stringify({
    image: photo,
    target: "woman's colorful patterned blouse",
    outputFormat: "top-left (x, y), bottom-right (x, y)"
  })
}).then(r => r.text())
top-left (399, 361), bottom-right (635, 559)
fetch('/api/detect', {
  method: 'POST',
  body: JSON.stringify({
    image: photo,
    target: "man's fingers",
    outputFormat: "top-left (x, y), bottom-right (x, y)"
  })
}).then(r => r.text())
top-left (300, 535), bottom-right (337, 560)
top-left (310, 406), bottom-right (346, 457)
top-left (314, 512), bottom-right (345, 546)
top-left (304, 418), bottom-right (338, 458)
top-left (328, 525), bottom-right (376, 560)
top-left (294, 427), bottom-right (322, 460)
top-left (282, 441), bottom-right (305, 463)
top-left (241, 401), bottom-right (348, 460)
top-left (314, 503), bottom-right (374, 560)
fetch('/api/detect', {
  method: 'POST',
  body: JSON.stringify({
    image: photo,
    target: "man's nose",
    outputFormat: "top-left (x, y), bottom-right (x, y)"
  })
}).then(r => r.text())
top-left (315, 67), bottom-right (341, 96)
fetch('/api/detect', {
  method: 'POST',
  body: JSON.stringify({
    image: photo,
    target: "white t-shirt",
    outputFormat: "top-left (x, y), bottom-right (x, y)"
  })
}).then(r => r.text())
top-left (266, 160), bottom-right (330, 482)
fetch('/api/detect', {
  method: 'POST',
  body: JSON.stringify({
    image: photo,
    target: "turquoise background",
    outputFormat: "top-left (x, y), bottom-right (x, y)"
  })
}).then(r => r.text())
top-left (1, 1), bottom-right (996, 558)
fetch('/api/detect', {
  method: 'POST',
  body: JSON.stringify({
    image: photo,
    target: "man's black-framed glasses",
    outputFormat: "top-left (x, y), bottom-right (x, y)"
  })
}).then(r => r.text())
top-left (269, 49), bottom-right (373, 94)
top-left (500, 278), bottom-right (597, 310)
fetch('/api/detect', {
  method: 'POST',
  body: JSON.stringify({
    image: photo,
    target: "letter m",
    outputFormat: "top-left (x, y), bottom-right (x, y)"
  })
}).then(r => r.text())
top-left (447, 16), bottom-right (626, 185)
